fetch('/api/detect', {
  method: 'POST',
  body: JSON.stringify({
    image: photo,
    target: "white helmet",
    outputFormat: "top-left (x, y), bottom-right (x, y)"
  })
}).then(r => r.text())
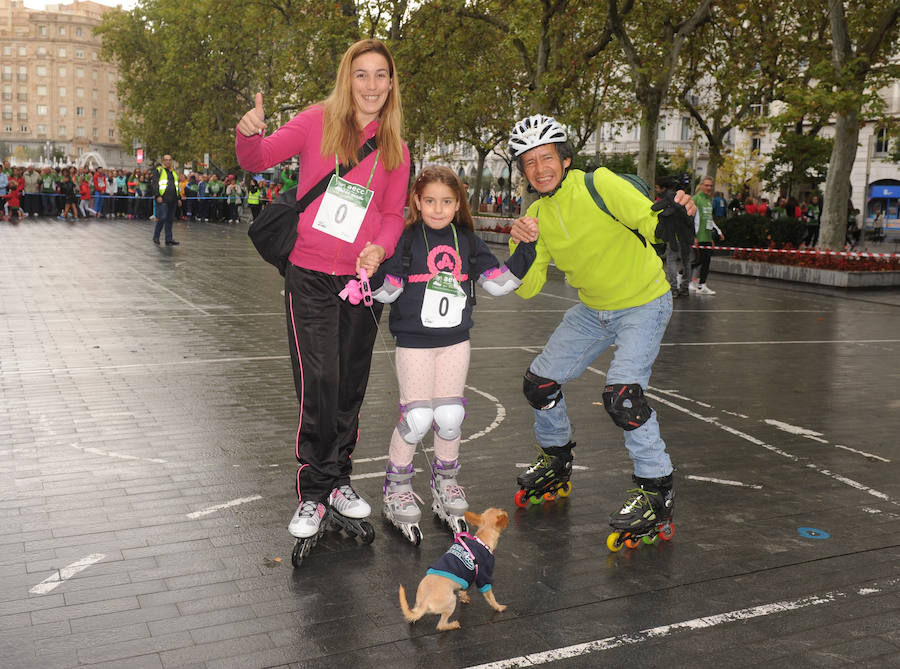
top-left (508, 114), bottom-right (567, 158)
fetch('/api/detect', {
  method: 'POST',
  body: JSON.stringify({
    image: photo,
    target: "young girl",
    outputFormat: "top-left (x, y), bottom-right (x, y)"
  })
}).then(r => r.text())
top-left (369, 166), bottom-right (535, 543)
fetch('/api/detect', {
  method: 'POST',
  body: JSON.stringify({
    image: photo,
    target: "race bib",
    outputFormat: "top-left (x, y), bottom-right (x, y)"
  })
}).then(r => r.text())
top-left (421, 271), bottom-right (467, 328)
top-left (312, 175), bottom-right (373, 243)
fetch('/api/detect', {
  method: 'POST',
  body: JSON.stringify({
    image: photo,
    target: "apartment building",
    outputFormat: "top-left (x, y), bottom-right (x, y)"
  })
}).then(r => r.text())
top-left (0, 0), bottom-right (131, 168)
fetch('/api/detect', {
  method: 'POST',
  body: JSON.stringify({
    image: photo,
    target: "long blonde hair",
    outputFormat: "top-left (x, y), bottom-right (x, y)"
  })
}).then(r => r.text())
top-left (405, 166), bottom-right (475, 231)
top-left (321, 39), bottom-right (404, 171)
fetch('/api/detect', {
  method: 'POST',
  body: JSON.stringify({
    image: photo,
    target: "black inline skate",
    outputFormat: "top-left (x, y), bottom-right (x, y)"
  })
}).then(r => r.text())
top-left (606, 473), bottom-right (675, 552)
top-left (514, 442), bottom-right (575, 508)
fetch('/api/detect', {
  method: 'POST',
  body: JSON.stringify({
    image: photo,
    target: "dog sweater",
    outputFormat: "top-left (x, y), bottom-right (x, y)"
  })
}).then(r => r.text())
top-left (426, 534), bottom-right (495, 592)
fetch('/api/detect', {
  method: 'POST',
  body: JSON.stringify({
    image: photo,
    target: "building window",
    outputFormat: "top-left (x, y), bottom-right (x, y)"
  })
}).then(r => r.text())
top-left (19, 124), bottom-right (28, 133)
top-left (4, 125), bottom-right (12, 133)
top-left (59, 26), bottom-right (67, 36)
top-left (751, 136), bottom-right (762, 153)
top-left (92, 108), bottom-right (97, 119)
top-left (92, 127), bottom-right (98, 137)
top-left (59, 66), bottom-right (67, 77)
top-left (58, 47), bottom-right (66, 58)
top-left (76, 106), bottom-right (84, 116)
top-left (58, 86), bottom-right (67, 97)
top-left (77, 126), bottom-right (84, 137)
top-left (18, 46), bottom-right (26, 57)
top-left (75, 50), bottom-right (84, 59)
top-left (59, 106), bottom-right (67, 116)
top-left (36, 85), bottom-right (48, 96)
top-left (91, 70), bottom-right (98, 81)
top-left (37, 46), bottom-right (47, 56)
top-left (681, 118), bottom-right (691, 141)
top-left (35, 65), bottom-right (47, 77)
top-left (59, 125), bottom-right (66, 136)
top-left (108, 128), bottom-right (115, 139)
top-left (37, 124), bottom-right (47, 135)
top-left (874, 128), bottom-right (889, 154)
top-left (37, 105), bottom-right (47, 115)
top-left (76, 67), bottom-right (84, 78)
top-left (76, 87), bottom-right (84, 98)
top-left (1, 46), bottom-right (10, 57)
top-left (39, 26), bottom-right (47, 36)
top-left (76, 27), bottom-right (83, 37)
top-left (17, 92), bottom-right (26, 102)
top-left (92, 89), bottom-right (98, 100)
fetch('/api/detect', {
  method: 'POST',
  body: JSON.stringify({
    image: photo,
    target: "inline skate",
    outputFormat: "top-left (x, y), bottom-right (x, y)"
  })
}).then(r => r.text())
top-left (327, 484), bottom-right (376, 545)
top-left (430, 458), bottom-right (468, 533)
top-left (606, 474), bottom-right (675, 552)
top-left (514, 442), bottom-right (575, 508)
top-left (383, 461), bottom-right (423, 545)
top-left (289, 500), bottom-right (328, 568)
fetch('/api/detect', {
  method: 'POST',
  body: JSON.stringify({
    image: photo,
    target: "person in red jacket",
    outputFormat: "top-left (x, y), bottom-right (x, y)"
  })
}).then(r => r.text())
top-left (3, 180), bottom-right (22, 224)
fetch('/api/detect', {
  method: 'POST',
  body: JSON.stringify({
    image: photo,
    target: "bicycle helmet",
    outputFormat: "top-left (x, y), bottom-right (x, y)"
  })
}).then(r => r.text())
top-left (508, 115), bottom-right (568, 158)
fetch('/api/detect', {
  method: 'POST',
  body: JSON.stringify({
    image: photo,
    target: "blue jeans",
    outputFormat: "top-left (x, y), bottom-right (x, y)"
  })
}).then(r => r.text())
top-left (153, 200), bottom-right (175, 242)
top-left (93, 192), bottom-right (105, 216)
top-left (528, 292), bottom-right (673, 479)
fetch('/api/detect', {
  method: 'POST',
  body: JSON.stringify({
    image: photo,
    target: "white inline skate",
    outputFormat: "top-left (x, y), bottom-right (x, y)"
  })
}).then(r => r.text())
top-left (328, 484), bottom-right (375, 545)
top-left (383, 461), bottom-right (423, 545)
top-left (430, 458), bottom-right (468, 534)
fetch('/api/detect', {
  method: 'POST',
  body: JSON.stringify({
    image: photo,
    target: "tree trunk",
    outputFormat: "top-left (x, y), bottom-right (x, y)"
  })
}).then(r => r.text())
top-left (819, 109), bottom-right (858, 250)
top-left (471, 148), bottom-right (488, 215)
top-left (636, 91), bottom-right (661, 185)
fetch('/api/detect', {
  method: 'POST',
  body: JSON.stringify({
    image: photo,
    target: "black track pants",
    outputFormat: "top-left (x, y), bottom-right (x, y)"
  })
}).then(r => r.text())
top-left (284, 264), bottom-right (383, 503)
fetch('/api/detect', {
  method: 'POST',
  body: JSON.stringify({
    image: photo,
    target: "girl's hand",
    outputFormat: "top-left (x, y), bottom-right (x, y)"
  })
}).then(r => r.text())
top-left (356, 242), bottom-right (386, 277)
top-left (237, 92), bottom-right (268, 137)
top-left (510, 217), bottom-right (539, 244)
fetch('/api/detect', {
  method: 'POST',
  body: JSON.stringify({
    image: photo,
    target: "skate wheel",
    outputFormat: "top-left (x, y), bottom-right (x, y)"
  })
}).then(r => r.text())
top-left (291, 541), bottom-right (304, 568)
top-left (606, 532), bottom-right (625, 553)
top-left (642, 535), bottom-right (656, 545)
top-left (658, 523), bottom-right (675, 541)
top-left (624, 536), bottom-right (641, 550)
top-left (528, 494), bottom-right (542, 506)
top-left (411, 526), bottom-right (422, 546)
top-left (542, 492), bottom-right (556, 502)
top-left (514, 489), bottom-right (529, 509)
top-left (457, 518), bottom-right (468, 534)
top-left (360, 521), bottom-right (375, 545)
top-left (557, 481), bottom-right (572, 497)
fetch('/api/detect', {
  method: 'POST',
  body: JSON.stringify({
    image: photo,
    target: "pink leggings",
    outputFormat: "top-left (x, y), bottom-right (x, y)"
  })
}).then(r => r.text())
top-left (389, 341), bottom-right (470, 467)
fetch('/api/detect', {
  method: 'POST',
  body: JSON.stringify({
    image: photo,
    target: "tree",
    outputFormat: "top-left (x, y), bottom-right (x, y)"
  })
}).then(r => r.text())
top-left (606, 0), bottom-right (713, 185)
top-left (761, 131), bottom-right (833, 197)
top-left (717, 140), bottom-right (767, 199)
top-left (817, 0), bottom-right (900, 249)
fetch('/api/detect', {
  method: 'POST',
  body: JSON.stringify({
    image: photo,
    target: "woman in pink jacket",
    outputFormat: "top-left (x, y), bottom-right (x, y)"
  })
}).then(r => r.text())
top-left (236, 39), bottom-right (410, 551)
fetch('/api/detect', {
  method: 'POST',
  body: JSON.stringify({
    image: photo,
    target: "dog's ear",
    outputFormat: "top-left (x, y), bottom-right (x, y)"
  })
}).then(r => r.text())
top-left (464, 510), bottom-right (480, 527)
top-left (496, 510), bottom-right (509, 529)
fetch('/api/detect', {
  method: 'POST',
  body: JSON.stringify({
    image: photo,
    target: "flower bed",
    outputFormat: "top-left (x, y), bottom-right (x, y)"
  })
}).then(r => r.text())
top-left (732, 246), bottom-right (900, 272)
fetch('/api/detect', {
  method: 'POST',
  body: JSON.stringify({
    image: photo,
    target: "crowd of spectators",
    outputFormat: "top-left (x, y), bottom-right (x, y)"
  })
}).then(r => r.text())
top-left (0, 160), bottom-right (289, 225)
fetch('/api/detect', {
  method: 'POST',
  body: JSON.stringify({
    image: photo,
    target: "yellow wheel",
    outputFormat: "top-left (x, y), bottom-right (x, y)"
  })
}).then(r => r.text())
top-left (557, 481), bottom-right (572, 497)
top-left (606, 532), bottom-right (625, 552)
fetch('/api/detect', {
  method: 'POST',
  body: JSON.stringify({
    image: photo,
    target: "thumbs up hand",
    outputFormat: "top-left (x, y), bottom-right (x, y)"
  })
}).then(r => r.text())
top-left (237, 92), bottom-right (268, 137)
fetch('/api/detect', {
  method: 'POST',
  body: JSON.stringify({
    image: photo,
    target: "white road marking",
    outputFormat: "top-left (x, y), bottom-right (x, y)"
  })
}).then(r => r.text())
top-left (462, 385), bottom-right (505, 443)
top-left (128, 268), bottom-right (211, 315)
top-left (464, 578), bottom-right (898, 669)
top-left (186, 495), bottom-right (263, 519)
top-left (834, 444), bottom-right (890, 462)
top-left (686, 475), bottom-right (762, 490)
top-left (70, 442), bottom-right (167, 464)
top-left (30, 554), bottom-right (106, 595)
top-left (765, 419), bottom-right (828, 443)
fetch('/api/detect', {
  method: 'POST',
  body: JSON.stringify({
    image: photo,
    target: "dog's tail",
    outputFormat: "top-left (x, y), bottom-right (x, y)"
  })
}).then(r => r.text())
top-left (398, 584), bottom-right (423, 623)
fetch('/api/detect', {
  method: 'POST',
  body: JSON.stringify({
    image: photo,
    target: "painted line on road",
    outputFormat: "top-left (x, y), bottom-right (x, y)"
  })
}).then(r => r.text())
top-left (834, 444), bottom-right (890, 462)
top-left (765, 419), bottom-right (828, 443)
top-left (462, 384), bottom-right (506, 443)
top-left (128, 268), bottom-right (211, 316)
top-left (685, 475), bottom-right (762, 490)
top-left (70, 442), bottom-right (167, 464)
top-left (464, 577), bottom-right (900, 668)
top-left (30, 554), bottom-right (105, 595)
top-left (186, 495), bottom-right (263, 519)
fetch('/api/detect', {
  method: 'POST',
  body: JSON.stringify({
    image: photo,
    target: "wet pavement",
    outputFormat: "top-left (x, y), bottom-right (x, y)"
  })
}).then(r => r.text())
top-left (2, 217), bottom-right (900, 668)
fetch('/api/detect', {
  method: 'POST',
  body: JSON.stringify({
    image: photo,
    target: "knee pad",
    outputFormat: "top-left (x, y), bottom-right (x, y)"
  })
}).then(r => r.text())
top-left (523, 369), bottom-right (562, 410)
top-left (602, 383), bottom-right (652, 431)
top-left (432, 397), bottom-right (466, 440)
top-left (397, 401), bottom-right (433, 444)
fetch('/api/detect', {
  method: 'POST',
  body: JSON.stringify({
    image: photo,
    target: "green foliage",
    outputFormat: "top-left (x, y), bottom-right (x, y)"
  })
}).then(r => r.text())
top-left (761, 129), bottom-right (833, 196)
top-left (721, 214), bottom-right (806, 249)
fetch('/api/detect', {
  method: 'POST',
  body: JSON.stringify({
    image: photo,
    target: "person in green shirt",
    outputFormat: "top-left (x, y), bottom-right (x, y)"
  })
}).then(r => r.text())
top-left (688, 176), bottom-right (724, 295)
top-left (506, 114), bottom-right (696, 547)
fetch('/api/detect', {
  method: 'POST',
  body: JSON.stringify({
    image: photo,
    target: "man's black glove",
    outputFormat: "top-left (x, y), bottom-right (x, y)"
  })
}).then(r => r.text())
top-left (651, 191), bottom-right (693, 243)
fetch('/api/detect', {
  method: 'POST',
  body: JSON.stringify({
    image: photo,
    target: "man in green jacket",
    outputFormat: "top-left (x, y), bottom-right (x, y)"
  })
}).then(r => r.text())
top-left (508, 114), bottom-right (695, 544)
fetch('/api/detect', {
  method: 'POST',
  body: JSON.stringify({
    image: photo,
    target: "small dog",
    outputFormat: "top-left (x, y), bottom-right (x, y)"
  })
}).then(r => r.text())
top-left (398, 508), bottom-right (508, 631)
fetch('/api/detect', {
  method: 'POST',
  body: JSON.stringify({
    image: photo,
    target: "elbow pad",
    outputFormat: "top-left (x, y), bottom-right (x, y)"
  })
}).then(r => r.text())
top-left (372, 274), bottom-right (403, 304)
top-left (478, 267), bottom-right (522, 296)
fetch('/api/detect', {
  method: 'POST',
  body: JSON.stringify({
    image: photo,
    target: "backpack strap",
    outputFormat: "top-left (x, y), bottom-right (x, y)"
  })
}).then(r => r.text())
top-left (584, 170), bottom-right (648, 248)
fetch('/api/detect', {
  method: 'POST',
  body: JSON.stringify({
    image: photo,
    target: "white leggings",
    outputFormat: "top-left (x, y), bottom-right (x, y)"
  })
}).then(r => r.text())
top-left (389, 340), bottom-right (470, 467)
